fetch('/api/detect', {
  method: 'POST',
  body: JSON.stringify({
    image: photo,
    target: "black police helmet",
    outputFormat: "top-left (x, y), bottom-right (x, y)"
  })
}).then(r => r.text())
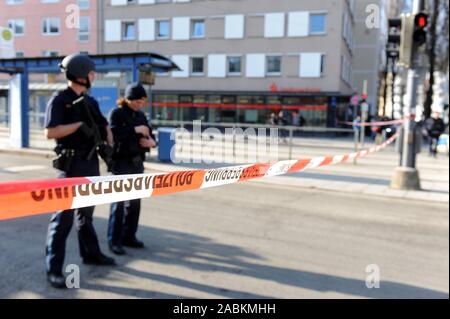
top-left (59, 54), bottom-right (95, 88)
top-left (125, 83), bottom-right (147, 101)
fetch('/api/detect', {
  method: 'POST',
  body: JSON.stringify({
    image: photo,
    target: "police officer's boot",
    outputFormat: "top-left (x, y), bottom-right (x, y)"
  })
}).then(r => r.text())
top-left (47, 272), bottom-right (67, 289)
top-left (109, 243), bottom-right (126, 255)
top-left (122, 237), bottom-right (144, 249)
top-left (83, 253), bottom-right (116, 266)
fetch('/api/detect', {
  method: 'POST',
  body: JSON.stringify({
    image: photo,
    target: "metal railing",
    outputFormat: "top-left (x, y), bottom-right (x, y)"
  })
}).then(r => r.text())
top-left (151, 119), bottom-right (356, 160)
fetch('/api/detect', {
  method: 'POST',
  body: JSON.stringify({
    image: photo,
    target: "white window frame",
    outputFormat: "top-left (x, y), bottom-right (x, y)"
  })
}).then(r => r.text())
top-left (190, 56), bottom-right (205, 76)
top-left (7, 19), bottom-right (25, 36)
top-left (309, 13), bottom-right (327, 35)
top-left (156, 19), bottom-right (170, 39)
top-left (227, 55), bottom-right (242, 76)
top-left (266, 55), bottom-right (282, 76)
top-left (43, 51), bottom-right (59, 57)
top-left (42, 18), bottom-right (61, 36)
top-left (122, 21), bottom-right (136, 41)
top-left (78, 16), bottom-right (90, 42)
top-left (191, 19), bottom-right (205, 39)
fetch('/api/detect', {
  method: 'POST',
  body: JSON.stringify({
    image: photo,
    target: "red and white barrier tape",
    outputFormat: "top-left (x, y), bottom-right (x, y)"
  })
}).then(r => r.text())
top-left (338, 119), bottom-right (405, 127)
top-left (0, 133), bottom-right (399, 221)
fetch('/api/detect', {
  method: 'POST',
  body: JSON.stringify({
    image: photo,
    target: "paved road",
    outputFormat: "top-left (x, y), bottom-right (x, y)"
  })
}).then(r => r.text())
top-left (0, 153), bottom-right (448, 298)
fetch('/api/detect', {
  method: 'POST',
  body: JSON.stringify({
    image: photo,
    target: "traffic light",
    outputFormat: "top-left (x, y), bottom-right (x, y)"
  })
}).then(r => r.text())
top-left (413, 12), bottom-right (428, 46)
top-left (387, 18), bottom-right (401, 59)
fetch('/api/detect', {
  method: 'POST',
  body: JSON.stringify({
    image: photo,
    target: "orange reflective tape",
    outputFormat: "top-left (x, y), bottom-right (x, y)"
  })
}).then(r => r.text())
top-left (151, 170), bottom-right (206, 196)
top-left (0, 188), bottom-right (74, 220)
top-left (239, 163), bottom-right (271, 181)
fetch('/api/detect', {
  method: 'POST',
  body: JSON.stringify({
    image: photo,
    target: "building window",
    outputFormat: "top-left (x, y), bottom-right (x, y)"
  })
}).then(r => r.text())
top-left (78, 17), bottom-right (89, 42)
top-left (191, 19), bottom-right (205, 38)
top-left (156, 0), bottom-right (171, 4)
top-left (320, 55), bottom-right (325, 75)
top-left (191, 57), bottom-right (204, 75)
top-left (7, 19), bottom-right (25, 36)
top-left (42, 18), bottom-right (60, 35)
top-left (227, 56), bottom-right (242, 75)
top-left (15, 51), bottom-right (25, 58)
top-left (77, 0), bottom-right (89, 9)
top-left (41, 0), bottom-right (59, 3)
top-left (156, 20), bottom-right (170, 39)
top-left (43, 51), bottom-right (59, 57)
top-left (309, 14), bottom-right (326, 34)
top-left (6, 0), bottom-right (23, 4)
top-left (266, 55), bottom-right (282, 75)
top-left (123, 22), bottom-right (136, 40)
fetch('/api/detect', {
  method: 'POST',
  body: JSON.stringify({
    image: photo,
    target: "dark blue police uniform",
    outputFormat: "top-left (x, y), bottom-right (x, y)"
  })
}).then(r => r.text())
top-left (44, 87), bottom-right (109, 275)
top-left (108, 103), bottom-right (154, 248)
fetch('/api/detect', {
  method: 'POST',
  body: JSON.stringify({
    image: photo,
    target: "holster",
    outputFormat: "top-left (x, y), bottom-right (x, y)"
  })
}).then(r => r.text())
top-left (52, 146), bottom-right (75, 172)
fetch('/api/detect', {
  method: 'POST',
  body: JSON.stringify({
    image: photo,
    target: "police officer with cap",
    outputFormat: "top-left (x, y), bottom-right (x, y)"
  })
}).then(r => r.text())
top-left (108, 83), bottom-right (156, 255)
top-left (44, 54), bottom-right (115, 288)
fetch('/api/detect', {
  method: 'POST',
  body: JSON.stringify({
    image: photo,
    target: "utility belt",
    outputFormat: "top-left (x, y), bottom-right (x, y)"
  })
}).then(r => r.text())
top-left (52, 145), bottom-right (95, 172)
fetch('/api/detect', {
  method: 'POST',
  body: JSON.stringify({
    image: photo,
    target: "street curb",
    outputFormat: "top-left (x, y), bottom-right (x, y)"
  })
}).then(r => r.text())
top-left (0, 147), bottom-right (54, 158)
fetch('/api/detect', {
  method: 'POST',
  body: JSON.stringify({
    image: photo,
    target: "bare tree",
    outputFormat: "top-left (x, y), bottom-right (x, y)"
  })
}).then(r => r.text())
top-left (424, 0), bottom-right (449, 118)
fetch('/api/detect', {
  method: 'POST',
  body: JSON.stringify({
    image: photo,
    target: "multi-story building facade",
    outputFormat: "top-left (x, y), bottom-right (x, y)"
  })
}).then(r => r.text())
top-left (0, 0), bottom-right (98, 57)
top-left (102, 0), bottom-right (356, 126)
top-left (0, 0), bottom-right (100, 128)
top-left (352, 0), bottom-right (389, 117)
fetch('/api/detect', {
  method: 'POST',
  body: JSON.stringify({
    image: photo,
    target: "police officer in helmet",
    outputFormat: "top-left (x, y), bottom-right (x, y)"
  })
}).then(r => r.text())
top-left (44, 54), bottom-right (115, 288)
top-left (108, 83), bottom-right (156, 255)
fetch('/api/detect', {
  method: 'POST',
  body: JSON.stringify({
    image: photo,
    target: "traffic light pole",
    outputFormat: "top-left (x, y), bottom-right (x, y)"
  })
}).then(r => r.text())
top-left (402, 69), bottom-right (419, 168)
top-left (390, 0), bottom-right (422, 190)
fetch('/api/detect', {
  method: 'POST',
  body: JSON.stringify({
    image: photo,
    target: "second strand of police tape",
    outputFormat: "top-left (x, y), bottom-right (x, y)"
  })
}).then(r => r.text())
top-left (0, 132), bottom-right (400, 221)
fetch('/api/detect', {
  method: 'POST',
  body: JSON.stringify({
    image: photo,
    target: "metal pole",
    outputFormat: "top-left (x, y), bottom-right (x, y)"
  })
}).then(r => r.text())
top-left (232, 125), bottom-right (236, 162)
top-left (401, 69), bottom-right (418, 168)
top-left (360, 103), bottom-right (368, 149)
top-left (353, 127), bottom-right (359, 165)
top-left (288, 128), bottom-right (293, 160)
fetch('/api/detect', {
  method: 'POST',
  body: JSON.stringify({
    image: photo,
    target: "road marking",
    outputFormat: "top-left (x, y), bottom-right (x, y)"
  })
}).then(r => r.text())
top-left (3, 165), bottom-right (48, 173)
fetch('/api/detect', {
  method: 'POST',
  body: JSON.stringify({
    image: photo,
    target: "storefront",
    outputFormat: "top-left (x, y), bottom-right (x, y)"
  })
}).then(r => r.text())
top-left (150, 91), bottom-right (351, 127)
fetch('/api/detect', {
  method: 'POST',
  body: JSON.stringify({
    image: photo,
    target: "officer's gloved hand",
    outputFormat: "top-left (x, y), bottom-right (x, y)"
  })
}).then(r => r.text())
top-left (78, 122), bottom-right (95, 138)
